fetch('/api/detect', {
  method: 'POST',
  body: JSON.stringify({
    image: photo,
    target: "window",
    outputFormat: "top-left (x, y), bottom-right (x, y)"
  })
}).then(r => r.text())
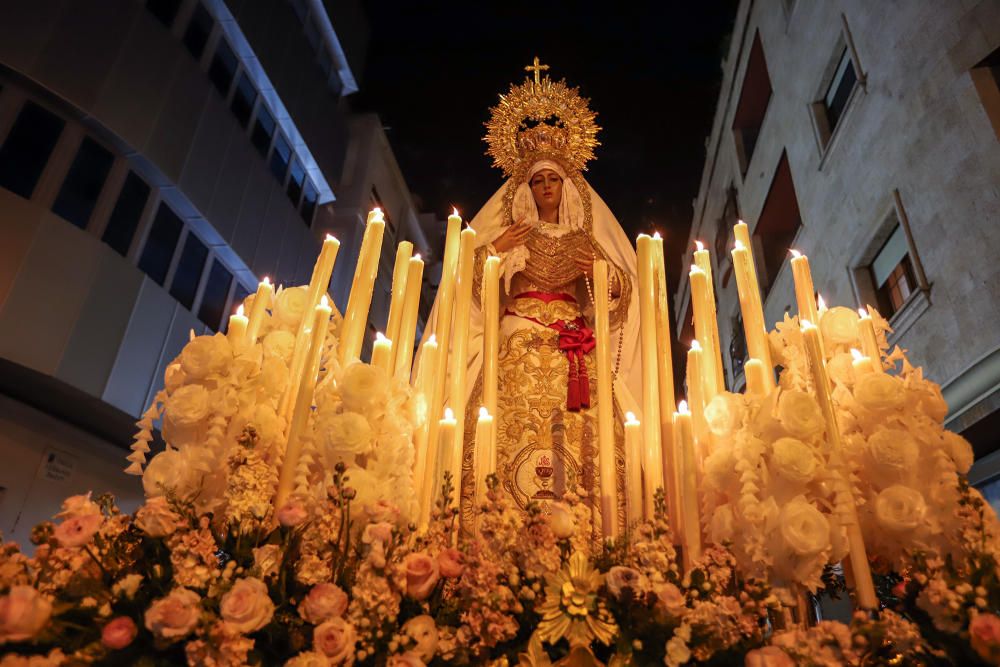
top-left (182, 2), bottom-right (214, 61)
top-left (870, 224), bottom-right (916, 317)
top-left (823, 48), bottom-right (857, 134)
top-left (301, 180), bottom-right (318, 226)
top-left (731, 32), bottom-right (772, 176)
top-left (146, 0), bottom-right (181, 27)
top-left (138, 203), bottom-right (183, 286)
top-left (102, 171), bottom-right (150, 257)
top-left (753, 152), bottom-right (802, 294)
top-left (169, 232), bottom-right (208, 310)
top-left (810, 28), bottom-right (865, 152)
top-left (208, 39), bottom-right (238, 98)
top-left (197, 259), bottom-right (232, 329)
top-left (251, 105), bottom-right (275, 157)
top-left (286, 156), bottom-right (304, 205)
top-left (230, 72), bottom-right (257, 128)
top-left (51, 137), bottom-right (114, 229)
top-left (269, 133), bottom-right (291, 183)
top-left (0, 101), bottom-right (65, 199)
top-left (971, 46), bottom-right (1000, 142)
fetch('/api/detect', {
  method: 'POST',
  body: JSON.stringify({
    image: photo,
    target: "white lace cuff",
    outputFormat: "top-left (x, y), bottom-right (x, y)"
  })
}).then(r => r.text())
top-left (497, 244), bottom-right (530, 295)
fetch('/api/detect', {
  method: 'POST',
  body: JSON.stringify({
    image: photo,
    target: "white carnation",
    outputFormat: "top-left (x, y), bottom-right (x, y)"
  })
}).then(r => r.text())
top-left (770, 437), bottom-right (817, 484)
top-left (819, 306), bottom-right (860, 346)
top-left (165, 384), bottom-right (210, 427)
top-left (273, 286), bottom-right (310, 328)
top-left (320, 411), bottom-right (374, 463)
top-left (776, 391), bottom-right (825, 440)
top-left (779, 498), bottom-right (830, 557)
top-left (179, 333), bottom-right (231, 379)
top-left (340, 362), bottom-right (388, 412)
top-left (874, 485), bottom-right (926, 532)
top-left (854, 373), bottom-right (904, 412)
top-left (867, 428), bottom-right (918, 485)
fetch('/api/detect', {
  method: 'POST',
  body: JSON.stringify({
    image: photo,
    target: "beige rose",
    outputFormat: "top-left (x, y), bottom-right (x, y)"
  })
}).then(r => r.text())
top-left (605, 566), bottom-right (648, 599)
top-left (776, 391), bottom-right (825, 440)
top-left (970, 612), bottom-right (1000, 664)
top-left (745, 646), bottom-right (795, 667)
top-left (53, 513), bottom-right (103, 548)
top-left (142, 449), bottom-right (193, 498)
top-left (55, 492), bottom-right (101, 520)
top-left (299, 584), bottom-right (349, 625)
top-left (0, 586), bottom-right (52, 643)
top-left (548, 501), bottom-right (576, 539)
top-left (285, 651), bottom-right (331, 667)
top-left (101, 616), bottom-right (137, 650)
top-left (770, 437), bottom-right (817, 485)
top-left (653, 582), bottom-right (687, 618)
top-left (179, 333), bottom-right (231, 379)
top-left (339, 362), bottom-right (388, 413)
top-left (253, 545), bottom-right (283, 579)
top-left (220, 577), bottom-right (274, 633)
top-left (874, 485), bottom-right (926, 532)
top-left (942, 431), bottom-right (974, 475)
top-left (320, 412), bottom-right (373, 462)
top-left (274, 286), bottom-right (310, 328)
top-left (135, 496), bottom-right (183, 538)
top-left (263, 330), bottom-right (296, 364)
top-left (144, 588), bottom-right (201, 640)
top-left (779, 499), bottom-right (830, 557)
top-left (854, 373), bottom-right (904, 412)
top-left (704, 392), bottom-right (745, 437)
top-left (386, 654), bottom-right (425, 667)
top-left (437, 548), bottom-right (465, 578)
top-left (867, 429), bottom-right (918, 483)
top-left (819, 306), bottom-right (860, 346)
top-left (313, 617), bottom-right (356, 665)
top-left (402, 615), bottom-right (438, 662)
top-left (402, 553), bottom-right (440, 601)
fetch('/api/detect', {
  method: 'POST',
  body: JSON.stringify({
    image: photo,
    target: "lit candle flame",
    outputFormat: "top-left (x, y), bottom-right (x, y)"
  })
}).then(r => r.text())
top-left (738, 218), bottom-right (745, 226)
top-left (320, 295), bottom-right (329, 308)
top-left (851, 348), bottom-right (864, 361)
top-left (235, 304), bottom-right (244, 316)
top-left (325, 233), bottom-right (337, 242)
top-left (625, 411), bottom-right (638, 423)
top-left (695, 240), bottom-right (704, 252)
top-left (479, 406), bottom-right (490, 419)
top-left (678, 400), bottom-right (690, 414)
top-left (801, 319), bottom-right (814, 328)
top-left (376, 332), bottom-right (388, 343)
top-left (734, 239), bottom-right (745, 250)
top-left (452, 206), bottom-right (459, 217)
top-left (427, 334), bottom-right (437, 344)
top-left (373, 207), bottom-right (382, 214)
top-left (413, 253), bottom-right (422, 261)
top-left (444, 406), bottom-right (454, 420)
top-left (652, 231), bottom-right (662, 240)
top-left (690, 340), bottom-right (702, 351)
top-left (817, 295), bottom-right (826, 311)
top-left (790, 249), bottom-right (802, 258)
top-left (858, 306), bottom-right (869, 318)
top-left (262, 276), bottom-right (271, 286)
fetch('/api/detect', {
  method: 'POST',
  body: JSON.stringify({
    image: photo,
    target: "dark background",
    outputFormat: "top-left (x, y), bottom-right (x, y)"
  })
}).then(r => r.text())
top-left (351, 1), bottom-right (738, 291)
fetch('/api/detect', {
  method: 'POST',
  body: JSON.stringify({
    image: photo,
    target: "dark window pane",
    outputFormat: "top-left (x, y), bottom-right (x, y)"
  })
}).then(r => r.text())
top-left (825, 50), bottom-right (857, 132)
top-left (269, 133), bottom-right (290, 183)
top-left (197, 259), bottom-right (232, 329)
top-left (208, 39), bottom-right (238, 97)
top-left (251, 105), bottom-right (275, 157)
top-left (182, 2), bottom-right (213, 61)
top-left (0, 102), bottom-right (64, 199)
top-left (286, 156), bottom-right (304, 205)
top-left (169, 232), bottom-right (208, 310)
top-left (146, 0), bottom-right (181, 27)
top-left (138, 204), bottom-right (183, 285)
top-left (52, 137), bottom-right (114, 229)
top-left (103, 171), bottom-right (151, 257)
top-left (233, 283), bottom-right (252, 309)
top-left (301, 180), bottom-right (318, 226)
top-left (230, 72), bottom-right (257, 128)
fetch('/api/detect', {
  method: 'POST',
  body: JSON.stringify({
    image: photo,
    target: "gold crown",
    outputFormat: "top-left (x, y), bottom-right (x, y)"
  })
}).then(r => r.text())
top-left (485, 58), bottom-right (600, 177)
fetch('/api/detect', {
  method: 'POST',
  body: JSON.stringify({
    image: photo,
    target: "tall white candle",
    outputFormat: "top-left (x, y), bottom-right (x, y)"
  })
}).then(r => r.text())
top-left (674, 400), bottom-right (702, 572)
top-left (482, 256), bottom-right (501, 422)
top-left (636, 235), bottom-right (663, 518)
top-left (474, 406), bottom-right (494, 505)
top-left (245, 276), bottom-right (273, 344)
top-left (429, 407), bottom-right (458, 510)
top-left (594, 259), bottom-right (619, 539)
top-left (624, 411), bottom-right (643, 527)
top-left (652, 233), bottom-right (679, 530)
top-left (340, 209), bottom-right (386, 364)
top-left (731, 239), bottom-right (774, 392)
top-left (856, 307), bottom-right (883, 372)
top-left (448, 225), bottom-right (477, 499)
top-left (385, 241), bottom-right (414, 349)
top-left (227, 304), bottom-right (248, 351)
top-left (413, 334), bottom-right (438, 526)
top-left (395, 254), bottom-right (425, 380)
top-left (693, 241), bottom-right (725, 398)
top-left (370, 332), bottom-right (393, 374)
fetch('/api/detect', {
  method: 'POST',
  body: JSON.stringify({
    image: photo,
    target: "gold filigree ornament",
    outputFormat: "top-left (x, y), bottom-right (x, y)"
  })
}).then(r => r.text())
top-left (536, 551), bottom-right (619, 648)
top-left (485, 58), bottom-right (601, 178)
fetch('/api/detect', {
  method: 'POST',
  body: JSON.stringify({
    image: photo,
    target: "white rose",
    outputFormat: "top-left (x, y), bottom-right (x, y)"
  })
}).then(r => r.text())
top-left (220, 577), bottom-right (274, 633)
top-left (179, 334), bottom-right (231, 380)
top-left (263, 330), bottom-right (296, 364)
top-left (703, 392), bottom-right (744, 437)
top-left (55, 492), bottom-right (102, 521)
top-left (135, 497), bottom-right (183, 538)
top-left (874, 485), bottom-right (926, 532)
top-left (826, 353), bottom-right (855, 386)
top-left (142, 449), bottom-right (190, 498)
top-left (867, 429), bottom-right (918, 483)
top-left (776, 391), bottom-right (825, 440)
top-left (144, 588), bottom-right (201, 640)
top-left (165, 385), bottom-right (211, 428)
top-left (320, 412), bottom-right (373, 463)
top-left (401, 615), bottom-right (438, 662)
top-left (770, 437), bottom-right (817, 485)
top-left (819, 307), bottom-right (860, 346)
top-left (779, 499), bottom-right (830, 557)
top-left (274, 286), bottom-right (310, 328)
top-left (854, 373), bottom-right (904, 412)
top-left (548, 502), bottom-right (576, 539)
top-left (313, 617), bottom-right (356, 664)
top-left (339, 362), bottom-right (387, 413)
top-left (942, 431), bottom-right (974, 475)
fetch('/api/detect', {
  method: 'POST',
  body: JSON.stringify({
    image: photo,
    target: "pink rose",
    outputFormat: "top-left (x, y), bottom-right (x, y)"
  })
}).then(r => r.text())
top-left (56, 492), bottom-right (101, 520)
top-left (402, 553), bottom-right (440, 601)
top-left (299, 583), bottom-right (349, 624)
top-left (745, 646), bottom-right (795, 667)
top-left (313, 617), bottom-right (356, 665)
top-left (970, 613), bottom-right (1000, 664)
top-left (0, 586), bottom-right (52, 643)
top-left (101, 616), bottom-right (137, 650)
top-left (653, 582), bottom-right (687, 618)
top-left (53, 513), bottom-right (103, 548)
top-left (386, 653), bottom-right (425, 667)
top-left (220, 577), bottom-right (274, 633)
top-left (144, 588), bottom-right (201, 640)
top-left (366, 499), bottom-right (401, 525)
top-left (135, 497), bottom-right (183, 538)
top-left (605, 566), bottom-right (648, 599)
top-left (277, 499), bottom-right (309, 527)
top-left (437, 548), bottom-right (465, 579)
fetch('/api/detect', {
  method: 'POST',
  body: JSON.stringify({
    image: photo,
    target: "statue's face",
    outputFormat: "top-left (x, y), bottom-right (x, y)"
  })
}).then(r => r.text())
top-left (529, 169), bottom-right (563, 211)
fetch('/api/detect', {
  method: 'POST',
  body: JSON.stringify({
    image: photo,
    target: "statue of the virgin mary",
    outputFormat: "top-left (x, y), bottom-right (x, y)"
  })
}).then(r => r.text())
top-left (421, 63), bottom-right (643, 536)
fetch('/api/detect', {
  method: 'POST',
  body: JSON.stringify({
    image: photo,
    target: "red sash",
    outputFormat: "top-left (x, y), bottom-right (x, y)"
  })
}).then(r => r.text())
top-left (506, 292), bottom-right (595, 411)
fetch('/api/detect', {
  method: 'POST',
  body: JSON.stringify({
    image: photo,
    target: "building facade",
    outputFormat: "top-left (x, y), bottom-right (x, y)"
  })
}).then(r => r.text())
top-left (0, 0), bottom-right (424, 544)
top-left (675, 1), bottom-right (1000, 483)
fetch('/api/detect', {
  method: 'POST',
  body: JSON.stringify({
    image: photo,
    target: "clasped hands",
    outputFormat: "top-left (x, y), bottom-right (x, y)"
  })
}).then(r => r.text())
top-left (493, 219), bottom-right (596, 275)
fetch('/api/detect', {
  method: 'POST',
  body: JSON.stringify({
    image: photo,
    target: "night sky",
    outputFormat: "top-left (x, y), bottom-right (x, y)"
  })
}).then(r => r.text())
top-left (351, 1), bottom-right (737, 289)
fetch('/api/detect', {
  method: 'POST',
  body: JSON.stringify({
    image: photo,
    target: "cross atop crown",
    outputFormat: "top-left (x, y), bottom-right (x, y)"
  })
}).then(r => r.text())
top-left (524, 56), bottom-right (550, 85)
